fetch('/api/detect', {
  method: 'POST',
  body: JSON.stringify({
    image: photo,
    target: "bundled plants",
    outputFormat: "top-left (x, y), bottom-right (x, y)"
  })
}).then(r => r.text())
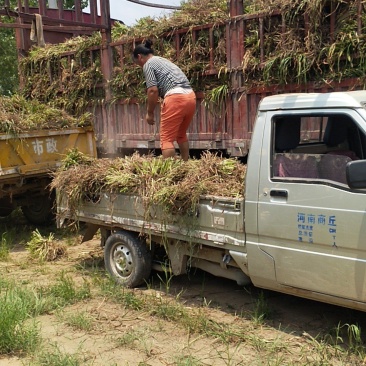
top-left (241, 0), bottom-right (366, 87)
top-left (19, 0), bottom-right (229, 112)
top-left (51, 151), bottom-right (246, 221)
top-left (0, 94), bottom-right (92, 134)
top-left (16, 0), bottom-right (366, 121)
top-left (26, 229), bottom-right (67, 262)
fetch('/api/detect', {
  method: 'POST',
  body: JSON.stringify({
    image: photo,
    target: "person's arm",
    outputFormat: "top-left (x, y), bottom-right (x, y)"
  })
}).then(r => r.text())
top-left (146, 86), bottom-right (159, 125)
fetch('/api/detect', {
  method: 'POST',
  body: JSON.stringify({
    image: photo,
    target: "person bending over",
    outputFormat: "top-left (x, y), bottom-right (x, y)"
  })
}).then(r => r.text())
top-left (133, 39), bottom-right (196, 161)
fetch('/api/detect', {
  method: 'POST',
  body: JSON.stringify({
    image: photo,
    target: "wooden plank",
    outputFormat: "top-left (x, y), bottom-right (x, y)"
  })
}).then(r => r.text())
top-left (89, 0), bottom-right (97, 23)
top-left (75, 0), bottom-right (82, 22)
top-left (39, 0), bottom-right (46, 15)
top-left (209, 27), bottom-right (214, 70)
top-left (57, 0), bottom-right (63, 20)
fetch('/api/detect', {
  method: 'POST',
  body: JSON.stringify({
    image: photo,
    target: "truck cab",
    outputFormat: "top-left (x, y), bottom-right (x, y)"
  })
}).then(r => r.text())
top-left (245, 91), bottom-right (366, 311)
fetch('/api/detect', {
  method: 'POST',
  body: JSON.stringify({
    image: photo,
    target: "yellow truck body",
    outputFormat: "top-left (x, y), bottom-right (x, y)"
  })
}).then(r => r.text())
top-left (0, 127), bottom-right (95, 180)
top-left (0, 126), bottom-right (96, 224)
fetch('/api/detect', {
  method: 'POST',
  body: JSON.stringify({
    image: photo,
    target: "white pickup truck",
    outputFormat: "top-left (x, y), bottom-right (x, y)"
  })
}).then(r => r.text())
top-left (57, 91), bottom-right (366, 312)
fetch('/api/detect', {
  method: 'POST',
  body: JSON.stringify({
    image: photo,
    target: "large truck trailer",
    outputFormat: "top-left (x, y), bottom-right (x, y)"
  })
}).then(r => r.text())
top-left (7, 0), bottom-right (366, 157)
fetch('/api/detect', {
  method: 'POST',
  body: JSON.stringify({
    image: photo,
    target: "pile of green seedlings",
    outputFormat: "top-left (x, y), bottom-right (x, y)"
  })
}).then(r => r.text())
top-left (0, 94), bottom-right (92, 134)
top-left (19, 31), bottom-right (104, 116)
top-left (19, 0), bottom-right (366, 117)
top-left (51, 150), bottom-right (246, 220)
top-left (241, 0), bottom-right (366, 87)
top-left (110, 0), bottom-right (229, 39)
top-left (19, 0), bottom-right (229, 113)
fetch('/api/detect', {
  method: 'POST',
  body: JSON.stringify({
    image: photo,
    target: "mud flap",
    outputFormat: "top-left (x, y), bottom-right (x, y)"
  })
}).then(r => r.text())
top-left (82, 223), bottom-right (99, 242)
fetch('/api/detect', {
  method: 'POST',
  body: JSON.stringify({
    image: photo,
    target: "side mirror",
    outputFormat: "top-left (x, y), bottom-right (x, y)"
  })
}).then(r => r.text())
top-left (346, 160), bottom-right (366, 189)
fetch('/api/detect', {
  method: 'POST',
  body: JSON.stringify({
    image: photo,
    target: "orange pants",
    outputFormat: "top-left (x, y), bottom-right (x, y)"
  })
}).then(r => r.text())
top-left (160, 91), bottom-right (196, 150)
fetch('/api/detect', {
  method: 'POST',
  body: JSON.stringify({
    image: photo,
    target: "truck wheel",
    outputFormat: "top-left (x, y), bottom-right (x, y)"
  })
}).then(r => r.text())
top-left (0, 197), bottom-right (14, 217)
top-left (21, 193), bottom-right (55, 226)
top-left (104, 231), bottom-right (152, 287)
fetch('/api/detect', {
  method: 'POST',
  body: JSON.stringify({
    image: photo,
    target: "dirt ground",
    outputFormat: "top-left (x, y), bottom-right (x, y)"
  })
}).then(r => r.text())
top-left (1, 218), bottom-right (366, 366)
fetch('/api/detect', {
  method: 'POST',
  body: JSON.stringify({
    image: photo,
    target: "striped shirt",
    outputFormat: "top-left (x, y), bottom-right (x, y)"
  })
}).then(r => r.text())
top-left (143, 56), bottom-right (192, 98)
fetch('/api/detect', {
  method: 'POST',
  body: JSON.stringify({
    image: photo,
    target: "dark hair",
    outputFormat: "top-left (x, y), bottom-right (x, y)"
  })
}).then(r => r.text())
top-left (133, 39), bottom-right (154, 59)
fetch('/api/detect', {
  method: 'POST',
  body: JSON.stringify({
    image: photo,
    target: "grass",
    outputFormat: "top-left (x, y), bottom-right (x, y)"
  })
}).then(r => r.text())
top-left (99, 276), bottom-right (145, 310)
top-left (46, 272), bottom-right (91, 308)
top-left (115, 327), bottom-right (155, 358)
top-left (0, 269), bottom-right (95, 357)
top-left (98, 276), bottom-right (241, 338)
top-left (156, 261), bottom-right (174, 294)
top-left (0, 231), bottom-right (11, 260)
top-left (60, 311), bottom-right (94, 332)
top-left (116, 328), bottom-right (142, 348)
top-left (203, 83), bottom-right (229, 118)
top-left (30, 344), bottom-right (88, 366)
top-left (0, 209), bottom-right (32, 260)
top-left (0, 280), bottom-right (41, 355)
top-left (0, 94), bottom-right (92, 133)
top-left (174, 355), bottom-right (204, 366)
top-left (0, 217), bottom-right (365, 365)
top-left (96, 275), bottom-right (366, 365)
top-left (251, 291), bottom-right (272, 325)
top-left (51, 151), bottom-right (246, 222)
top-left (214, 341), bottom-right (243, 366)
top-left (0, 209), bottom-right (52, 261)
top-left (0, 267), bottom-right (365, 365)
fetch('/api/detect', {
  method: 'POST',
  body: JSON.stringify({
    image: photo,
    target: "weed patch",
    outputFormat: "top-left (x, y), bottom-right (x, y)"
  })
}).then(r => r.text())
top-left (31, 344), bottom-right (88, 366)
top-left (0, 282), bottom-right (40, 355)
top-left (46, 272), bottom-right (91, 308)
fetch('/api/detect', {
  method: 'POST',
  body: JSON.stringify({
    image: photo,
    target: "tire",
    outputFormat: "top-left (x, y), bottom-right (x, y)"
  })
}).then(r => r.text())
top-left (21, 193), bottom-right (55, 226)
top-left (104, 231), bottom-right (152, 287)
top-left (0, 197), bottom-right (14, 217)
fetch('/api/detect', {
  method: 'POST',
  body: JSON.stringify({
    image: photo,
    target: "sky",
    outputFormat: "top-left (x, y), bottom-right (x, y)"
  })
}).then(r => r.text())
top-left (108, 0), bottom-right (182, 26)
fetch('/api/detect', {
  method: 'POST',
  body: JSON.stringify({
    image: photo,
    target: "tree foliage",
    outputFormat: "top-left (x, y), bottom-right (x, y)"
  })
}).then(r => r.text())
top-left (0, 1), bottom-right (88, 95)
top-left (64, 0), bottom-right (88, 8)
top-left (0, 21), bottom-right (18, 95)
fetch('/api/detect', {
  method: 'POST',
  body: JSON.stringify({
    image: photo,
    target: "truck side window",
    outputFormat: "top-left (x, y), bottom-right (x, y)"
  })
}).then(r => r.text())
top-left (272, 114), bottom-right (364, 185)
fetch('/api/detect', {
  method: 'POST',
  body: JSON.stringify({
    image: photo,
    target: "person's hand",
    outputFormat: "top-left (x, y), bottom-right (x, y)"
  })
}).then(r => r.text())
top-left (146, 112), bottom-right (155, 125)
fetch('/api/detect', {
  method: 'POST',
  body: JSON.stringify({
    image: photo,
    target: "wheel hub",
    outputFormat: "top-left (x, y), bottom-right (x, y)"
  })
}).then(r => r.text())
top-left (113, 244), bottom-right (133, 276)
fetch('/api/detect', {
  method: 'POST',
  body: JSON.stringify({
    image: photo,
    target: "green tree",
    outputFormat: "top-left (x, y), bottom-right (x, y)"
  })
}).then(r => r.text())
top-left (0, 1), bottom-right (89, 95)
top-left (64, 0), bottom-right (88, 9)
top-left (0, 22), bottom-right (18, 95)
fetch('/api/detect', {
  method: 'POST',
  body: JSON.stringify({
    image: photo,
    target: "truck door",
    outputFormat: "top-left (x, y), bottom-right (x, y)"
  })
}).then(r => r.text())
top-left (256, 110), bottom-right (366, 302)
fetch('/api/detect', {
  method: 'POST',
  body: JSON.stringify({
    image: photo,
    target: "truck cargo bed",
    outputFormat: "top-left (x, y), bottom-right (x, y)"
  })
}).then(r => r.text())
top-left (58, 192), bottom-right (246, 250)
